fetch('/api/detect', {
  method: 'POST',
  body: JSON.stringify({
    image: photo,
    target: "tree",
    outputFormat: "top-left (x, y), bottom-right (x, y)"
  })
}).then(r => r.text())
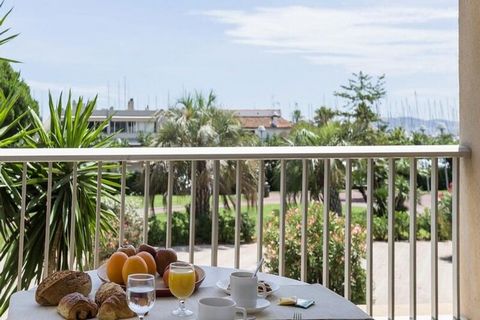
top-left (335, 72), bottom-right (386, 145)
top-left (0, 62), bottom-right (39, 113)
top-left (281, 122), bottom-right (345, 215)
top-left (153, 91), bottom-right (257, 241)
top-left (0, 93), bottom-right (120, 315)
top-left (291, 108), bottom-right (302, 124)
top-left (313, 106), bottom-right (337, 127)
top-left (0, 4), bottom-right (37, 139)
top-left (335, 71), bottom-right (385, 125)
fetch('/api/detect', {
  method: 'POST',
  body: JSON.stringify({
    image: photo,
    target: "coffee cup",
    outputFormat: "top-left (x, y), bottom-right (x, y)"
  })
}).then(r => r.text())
top-left (198, 297), bottom-right (247, 320)
top-left (230, 271), bottom-right (267, 309)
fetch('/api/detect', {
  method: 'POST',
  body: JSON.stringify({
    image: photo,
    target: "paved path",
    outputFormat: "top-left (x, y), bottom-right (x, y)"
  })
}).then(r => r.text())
top-left (173, 241), bottom-right (453, 318)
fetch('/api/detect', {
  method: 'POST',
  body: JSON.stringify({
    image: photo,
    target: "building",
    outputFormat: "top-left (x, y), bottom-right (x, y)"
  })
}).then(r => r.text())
top-left (228, 109), bottom-right (292, 140)
top-left (88, 104), bottom-right (291, 145)
top-left (89, 99), bottom-right (161, 146)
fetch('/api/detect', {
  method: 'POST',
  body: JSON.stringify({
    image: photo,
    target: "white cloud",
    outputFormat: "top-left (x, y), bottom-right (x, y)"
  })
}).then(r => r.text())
top-left (202, 5), bottom-right (458, 75)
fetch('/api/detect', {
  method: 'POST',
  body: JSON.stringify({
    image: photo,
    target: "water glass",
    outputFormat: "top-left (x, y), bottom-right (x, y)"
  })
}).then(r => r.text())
top-left (126, 273), bottom-right (156, 320)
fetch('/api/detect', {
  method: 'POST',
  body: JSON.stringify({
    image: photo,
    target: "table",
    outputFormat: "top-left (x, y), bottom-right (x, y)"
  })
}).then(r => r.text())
top-left (8, 266), bottom-right (371, 320)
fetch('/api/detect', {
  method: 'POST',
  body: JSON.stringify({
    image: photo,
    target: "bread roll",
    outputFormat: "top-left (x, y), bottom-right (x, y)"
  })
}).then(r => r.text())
top-left (95, 282), bottom-right (135, 320)
top-left (57, 292), bottom-right (98, 320)
top-left (35, 271), bottom-right (92, 306)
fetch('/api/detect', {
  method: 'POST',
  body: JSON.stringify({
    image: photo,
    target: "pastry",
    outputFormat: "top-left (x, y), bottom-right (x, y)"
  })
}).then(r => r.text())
top-left (98, 295), bottom-right (135, 320)
top-left (35, 271), bottom-right (92, 306)
top-left (57, 292), bottom-right (98, 320)
top-left (95, 282), bottom-right (135, 320)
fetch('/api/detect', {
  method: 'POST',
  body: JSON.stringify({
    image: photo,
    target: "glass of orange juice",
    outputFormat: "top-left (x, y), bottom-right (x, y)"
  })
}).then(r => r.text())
top-left (169, 262), bottom-right (196, 317)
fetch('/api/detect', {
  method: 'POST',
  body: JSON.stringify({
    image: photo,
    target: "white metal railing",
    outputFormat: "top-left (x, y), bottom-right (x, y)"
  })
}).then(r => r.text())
top-left (0, 145), bottom-right (470, 319)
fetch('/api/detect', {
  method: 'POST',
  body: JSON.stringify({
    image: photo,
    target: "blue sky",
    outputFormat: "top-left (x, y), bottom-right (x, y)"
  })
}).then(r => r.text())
top-left (3, 0), bottom-right (458, 121)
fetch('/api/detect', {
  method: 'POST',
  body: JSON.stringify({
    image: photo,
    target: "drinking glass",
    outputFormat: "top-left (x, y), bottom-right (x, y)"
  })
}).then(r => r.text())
top-left (126, 273), bottom-right (156, 320)
top-left (169, 262), bottom-right (196, 317)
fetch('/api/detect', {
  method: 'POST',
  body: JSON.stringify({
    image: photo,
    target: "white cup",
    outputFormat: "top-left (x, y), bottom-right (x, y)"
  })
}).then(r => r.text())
top-left (197, 297), bottom-right (247, 320)
top-left (230, 271), bottom-right (267, 309)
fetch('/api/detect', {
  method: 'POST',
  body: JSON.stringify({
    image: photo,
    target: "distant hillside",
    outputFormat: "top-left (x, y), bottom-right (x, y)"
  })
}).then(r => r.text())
top-left (382, 117), bottom-right (459, 136)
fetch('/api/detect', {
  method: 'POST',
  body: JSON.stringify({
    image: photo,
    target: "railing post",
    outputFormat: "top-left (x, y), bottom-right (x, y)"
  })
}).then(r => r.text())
top-left (234, 160), bottom-right (242, 269)
top-left (366, 159), bottom-right (374, 315)
top-left (166, 161), bottom-right (174, 248)
top-left (452, 157), bottom-right (460, 319)
top-left (189, 161), bottom-right (197, 264)
top-left (257, 160), bottom-right (265, 268)
top-left (387, 158), bottom-right (395, 320)
top-left (300, 159), bottom-right (308, 282)
top-left (43, 162), bottom-right (53, 279)
top-left (431, 158), bottom-right (439, 319)
top-left (323, 159), bottom-right (331, 288)
top-left (279, 159), bottom-right (286, 276)
top-left (94, 162), bottom-right (103, 269)
top-left (17, 162), bottom-right (27, 290)
top-left (69, 163), bottom-right (78, 270)
top-left (143, 162), bottom-right (150, 244)
top-left (119, 161), bottom-right (126, 245)
top-left (409, 158), bottom-right (417, 320)
top-left (211, 160), bottom-right (220, 267)
top-left (344, 159), bottom-right (352, 300)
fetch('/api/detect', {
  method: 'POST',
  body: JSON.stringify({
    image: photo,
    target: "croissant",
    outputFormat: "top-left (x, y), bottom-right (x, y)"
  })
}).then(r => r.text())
top-left (36, 271), bottom-right (92, 306)
top-left (98, 295), bottom-right (136, 320)
top-left (57, 292), bottom-right (98, 320)
top-left (95, 282), bottom-right (135, 320)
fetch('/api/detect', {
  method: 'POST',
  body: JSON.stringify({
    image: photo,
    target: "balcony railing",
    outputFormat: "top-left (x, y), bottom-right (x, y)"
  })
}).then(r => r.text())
top-left (0, 145), bottom-right (470, 319)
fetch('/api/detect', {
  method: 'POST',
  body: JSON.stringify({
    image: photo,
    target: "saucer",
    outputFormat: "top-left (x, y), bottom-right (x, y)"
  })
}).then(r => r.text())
top-left (226, 297), bottom-right (271, 314)
top-left (216, 279), bottom-right (279, 297)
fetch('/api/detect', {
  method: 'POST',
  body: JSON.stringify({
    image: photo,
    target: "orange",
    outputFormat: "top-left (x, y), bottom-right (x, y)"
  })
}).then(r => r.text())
top-left (137, 251), bottom-right (157, 276)
top-left (106, 251), bottom-right (128, 285)
top-left (162, 268), bottom-right (170, 287)
top-left (122, 255), bottom-right (148, 284)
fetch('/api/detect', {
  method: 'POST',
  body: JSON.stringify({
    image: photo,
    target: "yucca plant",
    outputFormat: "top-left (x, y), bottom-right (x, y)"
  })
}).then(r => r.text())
top-left (0, 92), bottom-right (121, 315)
top-left (0, 1), bottom-right (18, 63)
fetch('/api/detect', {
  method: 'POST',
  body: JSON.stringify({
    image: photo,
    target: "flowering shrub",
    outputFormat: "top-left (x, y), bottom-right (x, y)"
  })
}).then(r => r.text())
top-left (264, 202), bottom-right (366, 304)
top-left (99, 199), bottom-right (144, 262)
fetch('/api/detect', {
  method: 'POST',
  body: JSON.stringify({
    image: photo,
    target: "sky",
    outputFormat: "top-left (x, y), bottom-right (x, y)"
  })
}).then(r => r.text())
top-left (3, 0), bottom-right (458, 121)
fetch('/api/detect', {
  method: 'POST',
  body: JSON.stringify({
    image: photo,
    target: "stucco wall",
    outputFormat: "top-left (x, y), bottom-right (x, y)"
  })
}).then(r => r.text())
top-left (459, 0), bottom-right (480, 318)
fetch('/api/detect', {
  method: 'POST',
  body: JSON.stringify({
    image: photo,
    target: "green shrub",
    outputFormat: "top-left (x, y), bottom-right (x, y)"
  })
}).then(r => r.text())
top-left (373, 215), bottom-right (388, 241)
top-left (219, 210), bottom-right (255, 244)
top-left (417, 207), bottom-right (451, 241)
top-left (395, 211), bottom-right (410, 240)
top-left (148, 210), bottom-right (255, 247)
top-left (371, 207), bottom-right (451, 242)
top-left (263, 203), bottom-right (366, 304)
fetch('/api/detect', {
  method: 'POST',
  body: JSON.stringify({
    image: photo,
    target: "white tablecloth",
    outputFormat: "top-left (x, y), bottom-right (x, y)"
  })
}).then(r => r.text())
top-left (8, 266), bottom-right (371, 320)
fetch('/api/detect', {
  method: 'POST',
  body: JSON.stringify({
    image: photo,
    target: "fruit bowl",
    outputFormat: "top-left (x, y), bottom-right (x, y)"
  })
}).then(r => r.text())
top-left (96, 264), bottom-right (206, 297)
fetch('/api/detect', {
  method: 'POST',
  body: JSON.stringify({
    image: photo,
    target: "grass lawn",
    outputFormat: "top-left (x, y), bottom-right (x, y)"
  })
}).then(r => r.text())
top-left (146, 199), bottom-right (367, 228)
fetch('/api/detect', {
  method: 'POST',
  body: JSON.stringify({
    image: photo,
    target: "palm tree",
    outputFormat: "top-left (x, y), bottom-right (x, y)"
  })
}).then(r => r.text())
top-left (282, 123), bottom-right (345, 215)
top-left (292, 109), bottom-right (302, 124)
top-left (153, 91), bottom-right (257, 240)
top-left (313, 106), bottom-right (337, 127)
top-left (0, 93), bottom-right (120, 315)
